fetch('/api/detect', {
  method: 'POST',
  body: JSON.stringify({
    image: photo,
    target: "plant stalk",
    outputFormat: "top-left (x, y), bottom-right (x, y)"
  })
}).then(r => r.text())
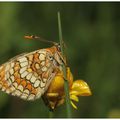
top-left (49, 111), bottom-right (54, 118)
top-left (57, 11), bottom-right (72, 118)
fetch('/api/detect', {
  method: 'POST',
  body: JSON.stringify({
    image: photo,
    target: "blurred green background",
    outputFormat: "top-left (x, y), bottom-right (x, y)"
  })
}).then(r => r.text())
top-left (0, 2), bottom-right (120, 118)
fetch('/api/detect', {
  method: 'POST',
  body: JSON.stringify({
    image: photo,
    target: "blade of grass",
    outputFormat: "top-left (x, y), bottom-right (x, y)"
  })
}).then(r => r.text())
top-left (57, 11), bottom-right (72, 118)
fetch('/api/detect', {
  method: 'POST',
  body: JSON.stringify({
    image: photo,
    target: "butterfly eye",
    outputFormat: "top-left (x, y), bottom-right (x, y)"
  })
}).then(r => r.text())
top-left (48, 55), bottom-right (53, 61)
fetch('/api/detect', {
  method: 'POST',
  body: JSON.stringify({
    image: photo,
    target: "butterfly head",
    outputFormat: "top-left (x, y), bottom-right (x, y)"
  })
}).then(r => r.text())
top-left (53, 43), bottom-right (66, 66)
top-left (24, 35), bottom-right (66, 66)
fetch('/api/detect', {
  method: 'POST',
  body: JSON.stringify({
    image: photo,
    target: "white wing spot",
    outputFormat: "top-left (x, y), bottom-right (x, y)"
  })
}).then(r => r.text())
top-left (11, 63), bottom-right (15, 67)
top-left (39, 54), bottom-right (45, 61)
top-left (34, 72), bottom-right (38, 77)
top-left (24, 89), bottom-right (29, 95)
top-left (26, 73), bottom-right (33, 80)
top-left (18, 85), bottom-right (24, 92)
top-left (21, 94), bottom-right (28, 100)
top-left (41, 67), bottom-right (47, 72)
top-left (18, 57), bottom-right (27, 62)
top-left (8, 79), bottom-right (12, 85)
top-left (6, 89), bottom-right (11, 94)
top-left (10, 69), bottom-right (14, 75)
top-left (5, 64), bottom-right (10, 72)
top-left (38, 50), bottom-right (46, 55)
top-left (34, 80), bottom-right (40, 87)
top-left (40, 81), bottom-right (46, 88)
top-left (43, 78), bottom-right (47, 83)
top-left (2, 87), bottom-right (6, 91)
top-left (41, 61), bottom-right (45, 66)
top-left (30, 75), bottom-right (36, 83)
top-left (13, 90), bottom-right (21, 96)
top-left (20, 67), bottom-right (27, 74)
top-left (27, 94), bottom-right (35, 100)
top-left (6, 72), bottom-right (10, 79)
top-left (10, 76), bottom-right (15, 82)
top-left (35, 63), bottom-right (40, 69)
top-left (20, 62), bottom-right (28, 67)
top-left (21, 71), bottom-right (28, 78)
top-left (13, 82), bottom-right (18, 88)
top-left (9, 87), bottom-right (15, 92)
top-left (35, 87), bottom-right (43, 99)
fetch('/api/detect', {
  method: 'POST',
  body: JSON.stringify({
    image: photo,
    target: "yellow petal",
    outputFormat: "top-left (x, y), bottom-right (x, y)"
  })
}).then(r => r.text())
top-left (46, 75), bottom-right (64, 95)
top-left (70, 94), bottom-right (79, 102)
top-left (71, 80), bottom-right (92, 96)
top-left (70, 101), bottom-right (77, 109)
top-left (47, 67), bottom-right (73, 95)
top-left (70, 91), bottom-right (80, 96)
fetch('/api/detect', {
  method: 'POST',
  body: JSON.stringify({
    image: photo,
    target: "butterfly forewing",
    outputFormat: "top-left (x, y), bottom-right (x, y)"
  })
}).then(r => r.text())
top-left (0, 47), bottom-right (59, 101)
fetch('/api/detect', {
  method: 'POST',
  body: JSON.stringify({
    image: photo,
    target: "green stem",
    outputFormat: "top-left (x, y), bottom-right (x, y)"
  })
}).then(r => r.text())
top-left (57, 12), bottom-right (72, 118)
top-left (49, 111), bottom-right (54, 118)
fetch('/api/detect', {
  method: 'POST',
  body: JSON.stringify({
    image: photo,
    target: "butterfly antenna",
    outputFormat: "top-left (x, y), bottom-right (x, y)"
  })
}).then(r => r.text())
top-left (24, 35), bottom-right (57, 45)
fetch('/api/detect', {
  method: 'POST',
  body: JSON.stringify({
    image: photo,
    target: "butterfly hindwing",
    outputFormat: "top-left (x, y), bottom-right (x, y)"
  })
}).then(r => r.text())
top-left (0, 48), bottom-right (58, 101)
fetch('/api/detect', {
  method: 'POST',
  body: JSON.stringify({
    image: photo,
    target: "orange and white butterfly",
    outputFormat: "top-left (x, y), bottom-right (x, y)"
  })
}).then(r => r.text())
top-left (0, 35), bottom-right (65, 101)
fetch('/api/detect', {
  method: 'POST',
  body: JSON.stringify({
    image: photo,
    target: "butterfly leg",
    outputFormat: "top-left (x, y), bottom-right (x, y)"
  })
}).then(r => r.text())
top-left (42, 92), bottom-right (60, 111)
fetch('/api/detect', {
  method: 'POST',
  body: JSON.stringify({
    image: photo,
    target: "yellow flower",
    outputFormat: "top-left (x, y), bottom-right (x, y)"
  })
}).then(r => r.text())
top-left (70, 80), bottom-right (92, 109)
top-left (43, 67), bottom-right (92, 110)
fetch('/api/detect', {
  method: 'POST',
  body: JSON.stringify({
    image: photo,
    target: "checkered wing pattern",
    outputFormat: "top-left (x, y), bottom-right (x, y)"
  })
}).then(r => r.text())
top-left (0, 48), bottom-right (58, 101)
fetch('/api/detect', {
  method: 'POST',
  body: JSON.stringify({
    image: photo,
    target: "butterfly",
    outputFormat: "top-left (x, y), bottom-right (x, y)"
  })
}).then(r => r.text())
top-left (0, 35), bottom-right (65, 101)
